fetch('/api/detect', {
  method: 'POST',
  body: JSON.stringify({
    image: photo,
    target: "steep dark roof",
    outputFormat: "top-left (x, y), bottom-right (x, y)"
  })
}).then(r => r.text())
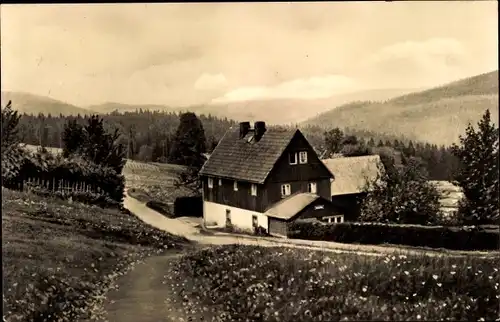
top-left (199, 126), bottom-right (297, 183)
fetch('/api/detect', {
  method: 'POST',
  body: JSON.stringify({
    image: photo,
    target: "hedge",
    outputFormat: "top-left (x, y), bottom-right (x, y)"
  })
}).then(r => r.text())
top-left (288, 221), bottom-right (500, 251)
top-left (174, 196), bottom-right (203, 218)
top-left (3, 149), bottom-right (125, 207)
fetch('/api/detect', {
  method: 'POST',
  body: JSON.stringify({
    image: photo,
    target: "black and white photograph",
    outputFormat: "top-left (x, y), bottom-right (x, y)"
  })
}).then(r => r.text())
top-left (1, 2), bottom-right (499, 321)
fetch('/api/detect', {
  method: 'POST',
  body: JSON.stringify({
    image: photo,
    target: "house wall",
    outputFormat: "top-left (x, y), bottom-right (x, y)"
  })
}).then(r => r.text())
top-left (202, 177), bottom-right (266, 212)
top-left (331, 192), bottom-right (367, 221)
top-left (203, 200), bottom-right (269, 233)
top-left (268, 218), bottom-right (288, 237)
top-left (201, 130), bottom-right (333, 214)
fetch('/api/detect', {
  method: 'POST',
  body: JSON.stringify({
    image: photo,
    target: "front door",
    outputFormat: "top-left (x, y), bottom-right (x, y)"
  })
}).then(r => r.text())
top-left (225, 209), bottom-right (232, 227)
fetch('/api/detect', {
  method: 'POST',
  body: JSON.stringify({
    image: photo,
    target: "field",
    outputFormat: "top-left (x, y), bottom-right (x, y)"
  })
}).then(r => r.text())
top-left (123, 159), bottom-right (191, 204)
top-left (165, 245), bottom-right (500, 321)
top-left (2, 188), bottom-right (188, 321)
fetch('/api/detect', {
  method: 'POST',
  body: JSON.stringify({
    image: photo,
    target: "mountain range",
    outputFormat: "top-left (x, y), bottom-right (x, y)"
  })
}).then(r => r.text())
top-left (1, 70), bottom-right (498, 146)
top-left (302, 70), bottom-right (498, 145)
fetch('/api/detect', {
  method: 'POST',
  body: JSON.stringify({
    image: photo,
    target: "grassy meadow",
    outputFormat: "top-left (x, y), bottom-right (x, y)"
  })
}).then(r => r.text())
top-left (2, 188), bottom-right (188, 321)
top-left (166, 245), bottom-right (500, 322)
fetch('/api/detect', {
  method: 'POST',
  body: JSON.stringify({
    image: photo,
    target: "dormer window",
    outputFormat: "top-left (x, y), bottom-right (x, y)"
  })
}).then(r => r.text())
top-left (234, 181), bottom-right (238, 191)
top-left (289, 152), bottom-right (297, 165)
top-left (207, 177), bottom-right (214, 189)
top-left (299, 151), bottom-right (308, 164)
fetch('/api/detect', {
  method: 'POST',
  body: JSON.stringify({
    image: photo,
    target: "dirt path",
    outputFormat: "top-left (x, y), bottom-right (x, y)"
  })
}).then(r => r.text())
top-left (122, 190), bottom-right (495, 258)
top-left (101, 191), bottom-right (496, 321)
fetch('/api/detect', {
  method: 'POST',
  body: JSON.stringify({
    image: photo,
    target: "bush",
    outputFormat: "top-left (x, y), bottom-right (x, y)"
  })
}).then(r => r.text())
top-left (146, 200), bottom-right (173, 217)
top-left (174, 196), bottom-right (203, 217)
top-left (288, 221), bottom-right (500, 251)
top-left (4, 149), bottom-right (125, 207)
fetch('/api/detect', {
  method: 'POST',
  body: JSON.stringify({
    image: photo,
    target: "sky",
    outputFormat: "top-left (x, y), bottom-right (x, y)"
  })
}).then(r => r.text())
top-left (1, 2), bottom-right (498, 107)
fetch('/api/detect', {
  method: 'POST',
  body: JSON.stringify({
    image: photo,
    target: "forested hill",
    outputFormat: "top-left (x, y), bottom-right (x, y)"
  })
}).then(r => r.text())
top-left (16, 109), bottom-right (459, 181)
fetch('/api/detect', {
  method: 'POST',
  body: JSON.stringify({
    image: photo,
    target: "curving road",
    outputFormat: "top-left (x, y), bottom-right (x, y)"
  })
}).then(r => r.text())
top-left (101, 191), bottom-right (495, 322)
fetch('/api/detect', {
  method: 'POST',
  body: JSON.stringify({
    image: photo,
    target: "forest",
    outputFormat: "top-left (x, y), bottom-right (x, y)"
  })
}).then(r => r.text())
top-left (16, 110), bottom-right (459, 181)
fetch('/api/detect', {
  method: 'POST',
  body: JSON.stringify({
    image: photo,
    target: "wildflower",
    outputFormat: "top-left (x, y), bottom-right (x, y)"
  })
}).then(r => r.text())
top-left (362, 286), bottom-right (367, 292)
top-left (404, 271), bottom-right (410, 275)
top-left (432, 275), bottom-right (438, 280)
top-left (417, 314), bottom-right (421, 319)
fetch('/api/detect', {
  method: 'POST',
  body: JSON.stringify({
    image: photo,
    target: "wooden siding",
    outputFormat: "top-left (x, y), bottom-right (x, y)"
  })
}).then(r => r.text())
top-left (202, 177), bottom-right (267, 212)
top-left (264, 179), bottom-right (331, 210)
top-left (201, 130), bottom-right (334, 213)
top-left (295, 198), bottom-right (345, 221)
top-left (267, 131), bottom-right (332, 184)
top-left (331, 193), bottom-right (367, 222)
top-left (269, 218), bottom-right (288, 237)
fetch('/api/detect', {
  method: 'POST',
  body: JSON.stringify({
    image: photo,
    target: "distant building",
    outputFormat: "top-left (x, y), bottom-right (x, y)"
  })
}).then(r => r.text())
top-left (199, 121), bottom-right (343, 237)
top-left (322, 155), bottom-right (383, 221)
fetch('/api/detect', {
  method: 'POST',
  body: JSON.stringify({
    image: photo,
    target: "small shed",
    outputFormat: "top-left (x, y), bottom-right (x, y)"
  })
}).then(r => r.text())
top-left (322, 155), bottom-right (383, 221)
top-left (264, 192), bottom-right (346, 237)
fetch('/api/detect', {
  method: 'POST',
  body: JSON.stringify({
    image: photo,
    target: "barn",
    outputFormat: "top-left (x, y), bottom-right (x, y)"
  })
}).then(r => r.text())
top-left (322, 155), bottom-right (383, 221)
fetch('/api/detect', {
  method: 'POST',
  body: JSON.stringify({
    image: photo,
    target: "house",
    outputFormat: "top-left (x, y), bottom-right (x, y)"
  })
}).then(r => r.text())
top-left (199, 121), bottom-right (342, 237)
top-left (322, 155), bottom-right (383, 221)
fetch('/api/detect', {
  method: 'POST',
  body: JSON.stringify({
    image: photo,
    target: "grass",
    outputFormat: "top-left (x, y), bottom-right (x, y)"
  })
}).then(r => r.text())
top-left (2, 188), bottom-right (188, 322)
top-left (166, 245), bottom-right (500, 321)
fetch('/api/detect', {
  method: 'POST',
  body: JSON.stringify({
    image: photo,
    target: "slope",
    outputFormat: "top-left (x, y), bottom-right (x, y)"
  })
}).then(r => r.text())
top-left (1, 91), bottom-right (95, 116)
top-left (302, 71), bottom-right (499, 146)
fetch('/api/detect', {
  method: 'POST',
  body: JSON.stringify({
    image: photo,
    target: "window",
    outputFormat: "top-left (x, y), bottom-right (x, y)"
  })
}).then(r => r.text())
top-left (314, 204), bottom-right (324, 210)
top-left (322, 215), bottom-right (344, 224)
top-left (281, 184), bottom-right (291, 197)
top-left (308, 182), bottom-right (317, 194)
top-left (233, 181), bottom-right (238, 191)
top-left (218, 179), bottom-right (222, 186)
top-left (289, 152), bottom-right (297, 165)
top-left (251, 184), bottom-right (257, 196)
top-left (252, 215), bottom-right (258, 228)
top-left (299, 151), bottom-right (308, 164)
top-left (207, 177), bottom-right (214, 189)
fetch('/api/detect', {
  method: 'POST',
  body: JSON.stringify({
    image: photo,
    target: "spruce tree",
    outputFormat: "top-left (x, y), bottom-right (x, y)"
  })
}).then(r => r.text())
top-left (451, 109), bottom-right (499, 225)
top-left (169, 112), bottom-right (207, 195)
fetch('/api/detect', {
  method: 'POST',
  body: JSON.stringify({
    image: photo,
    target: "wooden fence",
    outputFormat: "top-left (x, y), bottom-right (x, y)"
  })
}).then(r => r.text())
top-left (18, 177), bottom-right (102, 194)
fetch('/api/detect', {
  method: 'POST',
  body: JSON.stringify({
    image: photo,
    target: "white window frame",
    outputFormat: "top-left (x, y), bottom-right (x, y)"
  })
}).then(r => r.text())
top-left (251, 184), bottom-right (257, 196)
top-left (233, 181), bottom-right (238, 191)
top-left (281, 183), bottom-right (291, 197)
top-left (299, 151), bottom-right (308, 164)
top-left (322, 215), bottom-right (344, 224)
top-left (218, 178), bottom-right (222, 186)
top-left (308, 182), bottom-right (317, 194)
top-left (289, 152), bottom-right (297, 165)
top-left (207, 177), bottom-right (214, 189)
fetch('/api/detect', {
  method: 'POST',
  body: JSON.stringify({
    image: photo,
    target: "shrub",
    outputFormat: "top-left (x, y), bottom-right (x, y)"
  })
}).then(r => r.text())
top-left (4, 150), bottom-right (125, 207)
top-left (146, 200), bottom-right (173, 217)
top-left (174, 196), bottom-right (203, 217)
top-left (288, 221), bottom-right (500, 251)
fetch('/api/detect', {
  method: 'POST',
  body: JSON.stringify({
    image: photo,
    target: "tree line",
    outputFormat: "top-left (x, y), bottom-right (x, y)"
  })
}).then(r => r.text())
top-left (16, 110), bottom-right (235, 163)
top-left (17, 110), bottom-right (459, 181)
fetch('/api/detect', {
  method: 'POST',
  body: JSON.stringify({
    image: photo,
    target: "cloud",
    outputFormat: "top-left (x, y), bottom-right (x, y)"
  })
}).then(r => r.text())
top-left (358, 38), bottom-right (470, 88)
top-left (194, 73), bottom-right (228, 91)
top-left (211, 75), bottom-right (356, 103)
top-left (367, 38), bottom-right (466, 66)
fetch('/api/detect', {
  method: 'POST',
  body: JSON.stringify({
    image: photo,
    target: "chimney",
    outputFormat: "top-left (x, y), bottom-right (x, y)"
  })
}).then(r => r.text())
top-left (254, 121), bottom-right (267, 141)
top-left (239, 121), bottom-right (251, 139)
